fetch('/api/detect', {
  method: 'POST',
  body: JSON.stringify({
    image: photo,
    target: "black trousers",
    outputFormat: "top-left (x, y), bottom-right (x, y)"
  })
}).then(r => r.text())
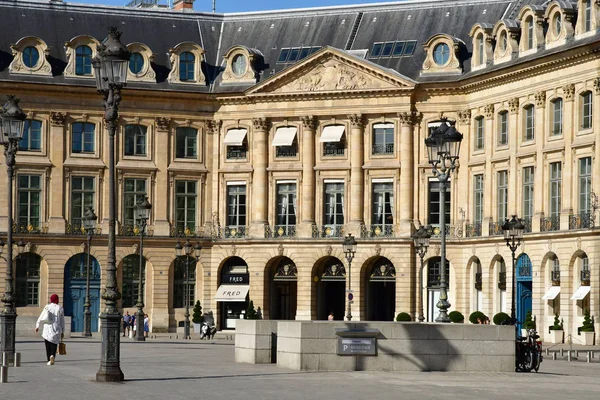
top-left (44, 339), bottom-right (57, 361)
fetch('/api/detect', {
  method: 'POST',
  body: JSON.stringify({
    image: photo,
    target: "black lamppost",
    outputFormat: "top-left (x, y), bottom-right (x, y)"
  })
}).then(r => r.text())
top-left (83, 207), bottom-right (98, 338)
top-left (424, 118), bottom-right (463, 323)
top-left (342, 233), bottom-right (357, 321)
top-left (0, 95), bottom-right (26, 362)
top-left (174, 240), bottom-right (201, 339)
top-left (92, 27), bottom-right (130, 382)
top-left (502, 215), bottom-right (525, 325)
top-left (134, 197), bottom-right (151, 342)
top-left (413, 225), bottom-right (431, 322)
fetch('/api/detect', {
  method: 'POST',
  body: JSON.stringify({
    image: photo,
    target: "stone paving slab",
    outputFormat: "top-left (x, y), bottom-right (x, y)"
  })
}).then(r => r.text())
top-left (1, 338), bottom-right (600, 400)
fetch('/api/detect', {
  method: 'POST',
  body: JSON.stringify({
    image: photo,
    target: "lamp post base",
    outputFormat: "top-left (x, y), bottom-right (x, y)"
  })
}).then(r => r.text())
top-left (134, 309), bottom-right (145, 341)
top-left (96, 312), bottom-right (124, 382)
top-left (0, 311), bottom-right (17, 364)
top-left (83, 310), bottom-right (92, 337)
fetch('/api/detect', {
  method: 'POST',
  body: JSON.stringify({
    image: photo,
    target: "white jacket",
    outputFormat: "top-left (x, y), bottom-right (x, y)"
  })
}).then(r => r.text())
top-left (36, 303), bottom-right (65, 344)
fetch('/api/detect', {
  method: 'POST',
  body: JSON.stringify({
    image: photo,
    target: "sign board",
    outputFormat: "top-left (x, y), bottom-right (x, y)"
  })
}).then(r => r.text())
top-left (337, 338), bottom-right (377, 356)
top-left (347, 293), bottom-right (354, 301)
top-left (221, 274), bottom-right (249, 284)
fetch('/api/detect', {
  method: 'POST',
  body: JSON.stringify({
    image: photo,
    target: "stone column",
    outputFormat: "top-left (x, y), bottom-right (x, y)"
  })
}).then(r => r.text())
top-left (482, 104), bottom-right (494, 236)
top-left (398, 111), bottom-right (420, 236)
top-left (560, 84), bottom-right (575, 230)
top-left (508, 98), bottom-right (519, 217)
top-left (347, 114), bottom-right (365, 236)
top-left (250, 117), bottom-right (270, 238)
top-left (153, 117), bottom-right (171, 236)
top-left (298, 116), bottom-right (317, 237)
top-left (47, 112), bottom-right (67, 233)
top-left (533, 91), bottom-right (546, 233)
top-left (204, 120), bottom-right (221, 237)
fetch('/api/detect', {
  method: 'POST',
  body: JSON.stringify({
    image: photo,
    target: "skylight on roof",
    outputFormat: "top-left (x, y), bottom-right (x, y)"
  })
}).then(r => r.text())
top-left (369, 40), bottom-right (417, 59)
top-left (277, 46), bottom-right (321, 64)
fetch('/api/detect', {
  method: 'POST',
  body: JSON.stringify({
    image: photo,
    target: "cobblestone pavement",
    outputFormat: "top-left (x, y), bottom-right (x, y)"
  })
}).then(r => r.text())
top-left (1, 338), bottom-right (600, 400)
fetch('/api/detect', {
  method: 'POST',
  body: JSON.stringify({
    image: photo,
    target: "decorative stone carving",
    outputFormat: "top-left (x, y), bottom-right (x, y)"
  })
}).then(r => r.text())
top-left (252, 117), bottom-right (270, 131)
top-left (80, 242), bottom-right (87, 253)
top-left (495, 243), bottom-right (500, 254)
top-left (325, 245), bottom-right (333, 256)
top-left (472, 245), bottom-right (477, 255)
top-left (206, 120), bottom-right (222, 135)
top-left (398, 111), bottom-right (422, 126)
top-left (132, 243), bottom-right (139, 255)
top-left (562, 84), bottom-right (575, 101)
top-left (457, 110), bottom-right (471, 124)
top-left (484, 104), bottom-right (494, 119)
top-left (577, 236), bottom-right (582, 250)
top-left (594, 77), bottom-right (600, 94)
top-left (508, 98), bottom-right (520, 113)
top-left (348, 114), bottom-right (365, 128)
top-left (277, 244), bottom-right (284, 256)
top-left (231, 244), bottom-right (237, 256)
top-left (433, 244), bottom-right (440, 256)
top-left (50, 112), bottom-right (66, 126)
top-left (375, 243), bottom-right (381, 256)
top-left (301, 116), bottom-right (318, 130)
top-left (534, 91), bottom-right (546, 107)
top-left (9, 36), bottom-right (52, 76)
top-left (155, 117), bottom-right (171, 131)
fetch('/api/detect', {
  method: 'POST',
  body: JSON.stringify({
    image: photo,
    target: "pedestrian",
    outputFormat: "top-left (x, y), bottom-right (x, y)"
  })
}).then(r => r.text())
top-left (35, 294), bottom-right (65, 366)
top-left (123, 311), bottom-right (131, 337)
top-left (328, 311), bottom-right (334, 321)
top-left (130, 314), bottom-right (136, 337)
top-left (144, 314), bottom-right (149, 338)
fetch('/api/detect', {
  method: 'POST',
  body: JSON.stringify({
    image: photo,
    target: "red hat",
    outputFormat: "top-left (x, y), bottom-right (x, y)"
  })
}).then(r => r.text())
top-left (50, 294), bottom-right (59, 304)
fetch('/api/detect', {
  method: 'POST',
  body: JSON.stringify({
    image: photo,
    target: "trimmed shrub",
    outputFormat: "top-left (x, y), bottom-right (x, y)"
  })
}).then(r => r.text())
top-left (580, 309), bottom-right (594, 332)
top-left (493, 312), bottom-right (510, 326)
top-left (396, 312), bottom-right (412, 322)
top-left (549, 313), bottom-right (563, 331)
top-left (192, 300), bottom-right (204, 324)
top-left (469, 311), bottom-right (487, 324)
top-left (448, 311), bottom-right (465, 323)
top-left (523, 310), bottom-right (536, 330)
top-left (245, 300), bottom-right (258, 320)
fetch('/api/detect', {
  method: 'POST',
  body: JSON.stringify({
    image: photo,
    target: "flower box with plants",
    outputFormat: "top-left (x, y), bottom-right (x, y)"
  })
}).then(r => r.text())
top-left (579, 309), bottom-right (595, 346)
top-left (548, 313), bottom-right (563, 344)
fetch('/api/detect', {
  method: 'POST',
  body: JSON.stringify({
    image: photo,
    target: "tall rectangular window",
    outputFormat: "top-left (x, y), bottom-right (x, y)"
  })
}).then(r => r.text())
top-left (323, 183), bottom-right (344, 226)
top-left (551, 98), bottom-right (563, 136)
top-left (124, 125), bottom-right (147, 156)
top-left (497, 171), bottom-right (508, 223)
top-left (175, 180), bottom-right (197, 233)
top-left (427, 181), bottom-right (451, 226)
top-left (20, 120), bottom-right (42, 151)
top-left (522, 166), bottom-right (534, 220)
top-left (227, 185), bottom-right (247, 227)
top-left (473, 174), bottom-right (484, 224)
top-left (372, 182), bottom-right (394, 229)
top-left (123, 178), bottom-right (147, 228)
top-left (72, 122), bottom-right (95, 153)
top-left (71, 176), bottom-right (95, 229)
top-left (524, 105), bottom-right (535, 141)
top-left (581, 91), bottom-right (593, 130)
top-left (474, 117), bottom-right (484, 150)
top-left (498, 111), bottom-right (508, 146)
top-left (17, 175), bottom-right (41, 230)
top-left (276, 183), bottom-right (297, 227)
top-left (579, 157), bottom-right (592, 214)
top-left (176, 127), bottom-right (198, 158)
top-left (584, 0), bottom-right (592, 32)
top-left (549, 162), bottom-right (562, 217)
top-left (372, 123), bottom-right (394, 155)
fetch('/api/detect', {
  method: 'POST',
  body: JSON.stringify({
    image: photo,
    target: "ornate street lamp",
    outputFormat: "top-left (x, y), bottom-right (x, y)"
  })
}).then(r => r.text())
top-left (0, 95), bottom-right (26, 363)
top-left (134, 197), bottom-right (151, 341)
top-left (175, 240), bottom-right (201, 339)
top-left (83, 207), bottom-right (98, 338)
top-left (92, 27), bottom-right (130, 382)
top-left (424, 118), bottom-right (462, 323)
top-left (502, 215), bottom-right (525, 326)
top-left (413, 225), bottom-right (431, 322)
top-left (342, 233), bottom-right (357, 321)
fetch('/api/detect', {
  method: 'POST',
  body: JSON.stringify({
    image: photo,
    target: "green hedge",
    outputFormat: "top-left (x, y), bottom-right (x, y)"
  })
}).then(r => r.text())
top-left (448, 311), bottom-right (464, 323)
top-left (493, 312), bottom-right (510, 326)
top-left (469, 311), bottom-right (487, 324)
top-left (396, 312), bottom-right (412, 322)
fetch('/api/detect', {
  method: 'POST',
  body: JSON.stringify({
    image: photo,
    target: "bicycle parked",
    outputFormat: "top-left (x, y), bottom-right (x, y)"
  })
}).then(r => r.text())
top-left (516, 328), bottom-right (543, 372)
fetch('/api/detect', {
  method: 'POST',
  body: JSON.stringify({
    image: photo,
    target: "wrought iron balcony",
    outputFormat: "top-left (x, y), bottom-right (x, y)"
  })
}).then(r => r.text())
top-left (217, 225), bottom-right (248, 239)
top-left (312, 224), bottom-right (344, 238)
top-left (521, 217), bottom-right (532, 233)
top-left (13, 222), bottom-right (48, 234)
top-left (541, 216), bottom-right (560, 232)
top-left (265, 225), bottom-right (296, 238)
top-left (371, 143), bottom-right (394, 155)
top-left (428, 224), bottom-right (463, 239)
top-left (475, 272), bottom-right (482, 291)
top-left (170, 225), bottom-right (207, 238)
top-left (360, 224), bottom-right (394, 238)
top-left (569, 212), bottom-right (595, 230)
top-left (323, 145), bottom-right (345, 156)
top-left (581, 269), bottom-right (591, 286)
top-left (118, 223), bottom-right (154, 236)
top-left (498, 272), bottom-right (506, 290)
top-left (65, 222), bottom-right (102, 236)
top-left (275, 146), bottom-right (298, 158)
top-left (226, 147), bottom-right (247, 160)
top-left (465, 222), bottom-right (482, 237)
top-left (488, 221), bottom-right (504, 236)
top-left (551, 270), bottom-right (560, 286)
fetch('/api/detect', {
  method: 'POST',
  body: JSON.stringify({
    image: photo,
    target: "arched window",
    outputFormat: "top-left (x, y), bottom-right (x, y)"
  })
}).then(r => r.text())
top-left (523, 104), bottom-right (535, 141)
top-left (551, 98), bottom-right (563, 136)
top-left (179, 52), bottom-right (195, 81)
top-left (173, 256), bottom-right (196, 308)
top-left (121, 255), bottom-right (145, 308)
top-left (475, 261), bottom-right (482, 291)
top-left (16, 253), bottom-right (41, 307)
top-left (21, 119), bottom-right (42, 151)
top-left (498, 259), bottom-right (506, 290)
top-left (75, 45), bottom-right (93, 76)
top-left (477, 34), bottom-right (484, 65)
top-left (580, 91), bottom-right (593, 129)
top-left (71, 122), bottom-right (95, 153)
top-left (124, 125), bottom-right (147, 156)
top-left (526, 17), bottom-right (534, 50)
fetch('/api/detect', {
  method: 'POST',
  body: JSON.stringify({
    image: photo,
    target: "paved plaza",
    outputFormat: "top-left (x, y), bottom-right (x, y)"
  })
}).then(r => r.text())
top-left (1, 338), bottom-right (600, 400)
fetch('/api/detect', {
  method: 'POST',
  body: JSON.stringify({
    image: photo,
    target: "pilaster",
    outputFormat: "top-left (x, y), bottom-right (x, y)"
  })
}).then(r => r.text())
top-left (398, 111), bottom-right (420, 236)
top-left (483, 104), bottom-right (494, 236)
top-left (560, 84), bottom-right (575, 230)
top-left (250, 117), bottom-right (270, 238)
top-left (347, 114), bottom-right (366, 236)
top-left (298, 116), bottom-right (317, 238)
top-left (153, 117), bottom-right (171, 236)
top-left (508, 98), bottom-right (519, 217)
top-left (48, 112), bottom-right (67, 233)
top-left (594, 79), bottom-right (600, 201)
top-left (533, 91), bottom-right (546, 233)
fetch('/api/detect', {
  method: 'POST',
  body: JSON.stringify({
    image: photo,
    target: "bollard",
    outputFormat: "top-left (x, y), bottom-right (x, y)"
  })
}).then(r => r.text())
top-left (1, 352), bottom-right (8, 367)
top-left (545, 348), bottom-right (549, 356)
top-left (14, 353), bottom-right (20, 367)
top-left (552, 352), bottom-right (557, 360)
top-left (587, 352), bottom-right (592, 363)
top-left (560, 348), bottom-right (564, 357)
top-left (567, 351), bottom-right (572, 362)
top-left (0, 366), bottom-right (7, 383)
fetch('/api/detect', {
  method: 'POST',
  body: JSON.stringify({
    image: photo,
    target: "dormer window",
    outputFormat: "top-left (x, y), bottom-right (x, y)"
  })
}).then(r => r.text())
top-left (10, 37), bottom-right (52, 76)
top-left (422, 34), bottom-right (462, 74)
top-left (167, 42), bottom-right (206, 85)
top-left (75, 45), bottom-right (92, 76)
top-left (584, 0), bottom-right (592, 32)
top-left (179, 52), bottom-right (195, 81)
top-left (129, 53), bottom-right (144, 74)
top-left (222, 46), bottom-right (262, 85)
top-left (526, 17), bottom-right (534, 50)
top-left (433, 43), bottom-right (450, 65)
top-left (477, 34), bottom-right (484, 65)
top-left (126, 43), bottom-right (156, 83)
top-left (499, 31), bottom-right (507, 53)
top-left (554, 13), bottom-right (562, 36)
top-left (23, 46), bottom-right (39, 68)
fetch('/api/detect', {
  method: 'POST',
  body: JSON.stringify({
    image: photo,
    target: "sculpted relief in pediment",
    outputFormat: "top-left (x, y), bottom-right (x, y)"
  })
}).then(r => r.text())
top-left (272, 59), bottom-right (398, 93)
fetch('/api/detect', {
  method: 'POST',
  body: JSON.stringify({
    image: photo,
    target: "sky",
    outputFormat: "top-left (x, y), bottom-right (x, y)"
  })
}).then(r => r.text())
top-left (70, 0), bottom-right (394, 13)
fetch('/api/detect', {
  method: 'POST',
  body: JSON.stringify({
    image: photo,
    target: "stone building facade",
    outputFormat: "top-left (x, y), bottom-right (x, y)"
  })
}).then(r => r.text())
top-left (0, 0), bottom-right (598, 341)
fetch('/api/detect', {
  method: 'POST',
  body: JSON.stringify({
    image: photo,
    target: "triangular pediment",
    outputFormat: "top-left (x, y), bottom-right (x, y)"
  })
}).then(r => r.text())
top-left (246, 47), bottom-right (416, 96)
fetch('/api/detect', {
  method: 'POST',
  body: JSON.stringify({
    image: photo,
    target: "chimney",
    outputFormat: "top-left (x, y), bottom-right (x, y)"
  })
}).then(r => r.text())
top-left (173, 0), bottom-right (194, 11)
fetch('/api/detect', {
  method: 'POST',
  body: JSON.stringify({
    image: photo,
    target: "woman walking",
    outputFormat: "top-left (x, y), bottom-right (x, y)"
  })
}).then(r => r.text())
top-left (35, 294), bottom-right (65, 366)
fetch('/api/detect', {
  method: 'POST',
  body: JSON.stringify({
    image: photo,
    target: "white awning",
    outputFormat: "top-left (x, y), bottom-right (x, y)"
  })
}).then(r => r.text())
top-left (215, 284), bottom-right (250, 302)
top-left (542, 286), bottom-right (561, 300)
top-left (571, 286), bottom-right (591, 300)
top-left (272, 127), bottom-right (298, 146)
top-left (223, 128), bottom-right (248, 146)
top-left (373, 122), bottom-right (394, 129)
top-left (320, 125), bottom-right (345, 143)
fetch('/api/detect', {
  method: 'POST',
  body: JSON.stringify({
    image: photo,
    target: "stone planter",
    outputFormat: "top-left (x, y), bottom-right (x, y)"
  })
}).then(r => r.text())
top-left (193, 323), bottom-right (201, 333)
top-left (581, 331), bottom-right (595, 346)
top-left (549, 329), bottom-right (563, 344)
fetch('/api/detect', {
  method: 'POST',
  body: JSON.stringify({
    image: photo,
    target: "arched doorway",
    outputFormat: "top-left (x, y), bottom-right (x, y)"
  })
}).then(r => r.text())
top-left (267, 257), bottom-right (297, 320)
top-left (313, 257), bottom-right (346, 321)
top-left (216, 257), bottom-right (249, 330)
top-left (364, 257), bottom-right (396, 321)
top-left (426, 256), bottom-right (449, 322)
top-left (16, 253), bottom-right (42, 307)
top-left (64, 253), bottom-right (101, 332)
top-left (516, 253), bottom-right (533, 331)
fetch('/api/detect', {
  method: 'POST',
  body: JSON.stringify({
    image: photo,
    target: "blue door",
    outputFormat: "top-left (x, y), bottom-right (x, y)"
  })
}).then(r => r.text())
top-left (64, 254), bottom-right (101, 332)
top-left (516, 254), bottom-right (533, 332)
